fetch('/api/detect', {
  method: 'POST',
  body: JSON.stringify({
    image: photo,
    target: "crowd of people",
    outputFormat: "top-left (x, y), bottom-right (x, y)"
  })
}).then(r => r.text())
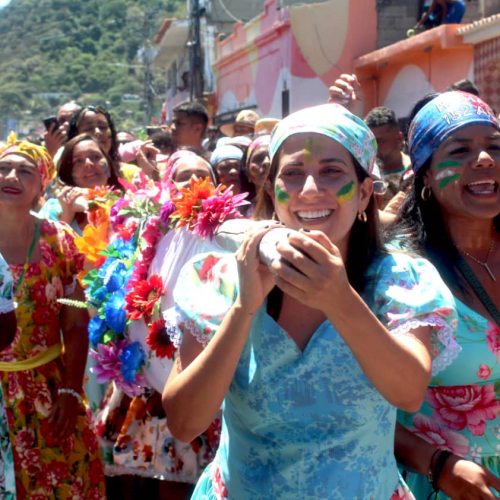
top-left (0, 73), bottom-right (499, 500)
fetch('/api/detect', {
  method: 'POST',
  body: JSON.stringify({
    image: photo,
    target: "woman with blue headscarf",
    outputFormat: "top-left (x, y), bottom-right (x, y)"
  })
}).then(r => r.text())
top-left (389, 91), bottom-right (500, 499)
top-left (162, 104), bottom-right (458, 499)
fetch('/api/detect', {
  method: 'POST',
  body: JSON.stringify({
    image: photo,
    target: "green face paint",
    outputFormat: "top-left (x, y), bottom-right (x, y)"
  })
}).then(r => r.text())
top-left (275, 184), bottom-right (290, 205)
top-left (336, 180), bottom-right (355, 204)
top-left (439, 173), bottom-right (461, 190)
top-left (304, 137), bottom-right (313, 165)
top-left (435, 160), bottom-right (462, 170)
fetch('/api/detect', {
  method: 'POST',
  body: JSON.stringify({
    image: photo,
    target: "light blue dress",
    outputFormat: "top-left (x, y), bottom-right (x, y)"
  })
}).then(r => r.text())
top-left (399, 297), bottom-right (500, 499)
top-left (165, 251), bottom-right (458, 500)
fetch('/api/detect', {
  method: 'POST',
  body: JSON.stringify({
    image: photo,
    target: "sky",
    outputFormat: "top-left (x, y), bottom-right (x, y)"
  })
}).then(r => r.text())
top-left (0, 0), bottom-right (11, 7)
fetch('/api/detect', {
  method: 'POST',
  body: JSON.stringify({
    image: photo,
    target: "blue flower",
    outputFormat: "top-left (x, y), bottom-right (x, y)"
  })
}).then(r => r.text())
top-left (88, 316), bottom-right (108, 346)
top-left (104, 290), bottom-right (127, 335)
top-left (87, 285), bottom-right (108, 308)
top-left (104, 260), bottom-right (128, 293)
top-left (119, 342), bottom-right (145, 383)
top-left (98, 257), bottom-right (117, 279)
top-left (114, 238), bottom-right (136, 260)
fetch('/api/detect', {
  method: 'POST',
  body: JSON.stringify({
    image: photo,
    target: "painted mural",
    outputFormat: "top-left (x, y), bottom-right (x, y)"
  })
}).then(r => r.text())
top-left (212, 0), bottom-right (377, 119)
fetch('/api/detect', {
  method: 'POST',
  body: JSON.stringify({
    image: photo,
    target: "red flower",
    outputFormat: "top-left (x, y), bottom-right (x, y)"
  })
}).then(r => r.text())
top-left (116, 221), bottom-right (137, 241)
top-left (477, 364), bottom-right (491, 381)
top-left (89, 458), bottom-right (104, 486)
top-left (146, 319), bottom-right (177, 359)
top-left (82, 427), bottom-right (99, 455)
top-left (32, 306), bottom-right (59, 330)
top-left (124, 275), bottom-right (163, 321)
top-left (142, 218), bottom-right (161, 247)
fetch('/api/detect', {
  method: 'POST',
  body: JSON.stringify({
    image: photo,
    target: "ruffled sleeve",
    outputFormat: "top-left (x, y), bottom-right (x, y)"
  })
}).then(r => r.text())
top-left (0, 253), bottom-right (14, 314)
top-left (365, 252), bottom-right (459, 376)
top-left (49, 220), bottom-right (85, 296)
top-left (164, 252), bottom-right (239, 348)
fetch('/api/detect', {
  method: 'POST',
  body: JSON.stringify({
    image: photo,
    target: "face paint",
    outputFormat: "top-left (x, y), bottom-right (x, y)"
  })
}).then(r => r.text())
top-left (436, 169), bottom-right (458, 181)
top-left (101, 160), bottom-right (110, 178)
top-left (304, 137), bottom-right (313, 165)
top-left (336, 180), bottom-right (355, 204)
top-left (435, 160), bottom-right (462, 170)
top-left (439, 173), bottom-right (461, 190)
top-left (275, 184), bottom-right (290, 205)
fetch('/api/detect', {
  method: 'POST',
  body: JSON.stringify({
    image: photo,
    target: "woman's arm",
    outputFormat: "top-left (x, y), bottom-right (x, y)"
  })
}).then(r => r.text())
top-left (274, 230), bottom-right (432, 412)
top-left (162, 223), bottom-right (280, 442)
top-left (415, 0), bottom-right (438, 29)
top-left (396, 423), bottom-right (500, 499)
top-left (47, 282), bottom-right (89, 442)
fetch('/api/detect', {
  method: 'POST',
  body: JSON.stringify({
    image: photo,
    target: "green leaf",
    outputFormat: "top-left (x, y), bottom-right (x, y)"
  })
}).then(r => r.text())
top-left (102, 329), bottom-right (118, 344)
top-left (57, 298), bottom-right (90, 308)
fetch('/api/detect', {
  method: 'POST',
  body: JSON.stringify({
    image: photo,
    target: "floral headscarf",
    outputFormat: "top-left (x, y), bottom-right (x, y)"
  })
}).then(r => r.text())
top-left (0, 132), bottom-right (55, 191)
top-left (246, 134), bottom-right (271, 165)
top-left (269, 104), bottom-right (377, 174)
top-left (408, 91), bottom-right (499, 173)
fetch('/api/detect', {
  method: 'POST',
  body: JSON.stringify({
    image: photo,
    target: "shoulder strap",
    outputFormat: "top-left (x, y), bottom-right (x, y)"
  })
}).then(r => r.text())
top-left (455, 254), bottom-right (500, 328)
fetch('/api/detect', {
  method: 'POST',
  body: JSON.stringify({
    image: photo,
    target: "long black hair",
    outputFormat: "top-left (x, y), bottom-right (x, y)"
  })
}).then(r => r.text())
top-left (253, 147), bottom-right (384, 319)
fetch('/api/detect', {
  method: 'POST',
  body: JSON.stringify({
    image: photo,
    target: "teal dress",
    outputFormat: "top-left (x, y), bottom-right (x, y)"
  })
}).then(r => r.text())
top-left (0, 253), bottom-right (16, 499)
top-left (165, 251), bottom-right (457, 500)
top-left (399, 298), bottom-right (500, 499)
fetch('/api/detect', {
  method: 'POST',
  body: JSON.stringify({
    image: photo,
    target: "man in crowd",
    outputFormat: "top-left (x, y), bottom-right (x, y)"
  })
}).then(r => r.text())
top-left (171, 101), bottom-right (208, 153)
top-left (43, 101), bottom-right (82, 159)
top-left (220, 109), bottom-right (259, 138)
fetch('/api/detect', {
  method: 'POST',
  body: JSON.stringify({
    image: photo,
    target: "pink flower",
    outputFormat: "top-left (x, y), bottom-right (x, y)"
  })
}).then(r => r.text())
top-left (408, 412), bottom-right (470, 456)
top-left (90, 340), bottom-right (146, 398)
top-left (211, 460), bottom-right (229, 499)
top-left (486, 322), bottom-right (500, 361)
top-left (477, 364), bottom-right (491, 381)
top-left (193, 188), bottom-right (249, 240)
top-left (142, 218), bottom-right (161, 247)
top-left (426, 384), bottom-right (500, 436)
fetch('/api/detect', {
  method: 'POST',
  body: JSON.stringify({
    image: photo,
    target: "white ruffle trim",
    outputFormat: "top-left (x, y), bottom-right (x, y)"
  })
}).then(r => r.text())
top-left (104, 464), bottom-right (199, 484)
top-left (389, 313), bottom-right (461, 376)
top-left (163, 308), bottom-right (209, 349)
top-left (0, 301), bottom-right (15, 314)
top-left (64, 275), bottom-right (77, 296)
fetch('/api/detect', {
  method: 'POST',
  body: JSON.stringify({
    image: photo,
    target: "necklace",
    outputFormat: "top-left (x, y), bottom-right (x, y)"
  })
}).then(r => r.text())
top-left (13, 218), bottom-right (41, 296)
top-left (455, 237), bottom-right (496, 282)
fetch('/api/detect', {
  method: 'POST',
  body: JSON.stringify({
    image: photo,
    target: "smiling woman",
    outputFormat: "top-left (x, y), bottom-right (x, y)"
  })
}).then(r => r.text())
top-left (161, 104), bottom-right (460, 499)
top-left (0, 136), bottom-right (106, 499)
top-left (388, 91), bottom-right (500, 500)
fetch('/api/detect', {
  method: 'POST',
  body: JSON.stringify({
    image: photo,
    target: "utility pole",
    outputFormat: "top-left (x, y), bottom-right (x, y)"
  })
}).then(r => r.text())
top-left (189, 0), bottom-right (203, 101)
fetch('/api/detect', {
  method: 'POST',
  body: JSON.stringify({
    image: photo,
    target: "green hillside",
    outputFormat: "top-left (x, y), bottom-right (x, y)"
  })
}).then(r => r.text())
top-left (0, 0), bottom-right (187, 133)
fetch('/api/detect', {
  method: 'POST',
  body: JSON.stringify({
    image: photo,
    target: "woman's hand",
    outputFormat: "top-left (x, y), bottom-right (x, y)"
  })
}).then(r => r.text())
top-left (43, 123), bottom-right (66, 159)
top-left (439, 455), bottom-right (500, 500)
top-left (384, 191), bottom-right (406, 216)
top-left (47, 391), bottom-right (81, 442)
top-left (328, 74), bottom-right (365, 118)
top-left (56, 186), bottom-right (88, 223)
top-left (136, 140), bottom-right (160, 180)
top-left (235, 221), bottom-right (282, 315)
top-left (272, 229), bottom-right (351, 313)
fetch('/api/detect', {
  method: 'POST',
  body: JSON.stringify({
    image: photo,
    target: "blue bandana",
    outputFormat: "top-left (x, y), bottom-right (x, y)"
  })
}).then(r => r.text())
top-left (269, 104), bottom-right (377, 173)
top-left (408, 91), bottom-right (499, 173)
top-left (210, 145), bottom-right (244, 167)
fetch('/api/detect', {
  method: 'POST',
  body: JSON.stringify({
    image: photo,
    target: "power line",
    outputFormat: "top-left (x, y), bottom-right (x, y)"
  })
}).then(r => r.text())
top-left (217, 0), bottom-right (239, 23)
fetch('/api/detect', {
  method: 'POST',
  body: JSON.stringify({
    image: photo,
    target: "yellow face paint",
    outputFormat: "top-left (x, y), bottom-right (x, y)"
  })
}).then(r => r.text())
top-left (275, 184), bottom-right (290, 205)
top-left (304, 137), bottom-right (313, 165)
top-left (336, 180), bottom-right (355, 204)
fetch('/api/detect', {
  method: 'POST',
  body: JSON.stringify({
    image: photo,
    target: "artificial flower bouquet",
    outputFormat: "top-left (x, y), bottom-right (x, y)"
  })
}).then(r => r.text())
top-left (71, 175), bottom-right (248, 397)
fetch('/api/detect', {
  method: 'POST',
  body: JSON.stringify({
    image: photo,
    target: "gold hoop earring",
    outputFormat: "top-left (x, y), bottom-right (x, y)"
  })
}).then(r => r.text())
top-left (272, 211), bottom-right (278, 221)
top-left (421, 186), bottom-right (432, 201)
top-left (357, 211), bottom-right (368, 223)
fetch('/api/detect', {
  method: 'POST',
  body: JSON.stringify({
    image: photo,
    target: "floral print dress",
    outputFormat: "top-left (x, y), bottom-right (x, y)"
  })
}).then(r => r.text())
top-left (165, 251), bottom-right (458, 500)
top-left (0, 220), bottom-right (106, 499)
top-left (0, 253), bottom-right (16, 499)
top-left (399, 298), bottom-right (500, 499)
